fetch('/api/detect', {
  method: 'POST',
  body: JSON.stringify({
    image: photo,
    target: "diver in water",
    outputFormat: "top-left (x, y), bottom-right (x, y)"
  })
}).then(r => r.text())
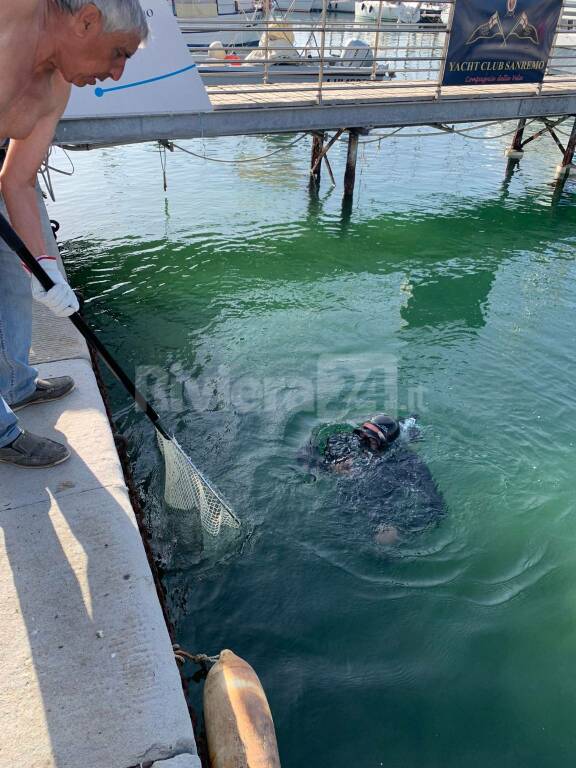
top-left (301, 414), bottom-right (446, 545)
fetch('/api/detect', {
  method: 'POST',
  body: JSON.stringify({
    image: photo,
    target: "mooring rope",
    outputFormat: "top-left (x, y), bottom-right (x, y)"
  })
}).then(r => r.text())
top-left (170, 133), bottom-right (308, 163)
top-left (45, 115), bottom-right (569, 201)
top-left (167, 120), bottom-right (551, 171)
top-left (452, 124), bottom-right (536, 141)
top-left (336, 118), bottom-right (541, 145)
top-left (38, 145), bottom-right (76, 201)
top-left (173, 643), bottom-right (220, 666)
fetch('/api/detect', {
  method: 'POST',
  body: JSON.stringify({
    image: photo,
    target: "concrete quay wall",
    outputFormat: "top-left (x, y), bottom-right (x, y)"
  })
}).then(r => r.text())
top-left (0, 194), bottom-right (201, 768)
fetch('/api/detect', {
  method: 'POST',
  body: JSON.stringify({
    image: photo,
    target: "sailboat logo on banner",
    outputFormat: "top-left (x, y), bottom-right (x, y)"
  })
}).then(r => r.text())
top-left (466, 8), bottom-right (539, 46)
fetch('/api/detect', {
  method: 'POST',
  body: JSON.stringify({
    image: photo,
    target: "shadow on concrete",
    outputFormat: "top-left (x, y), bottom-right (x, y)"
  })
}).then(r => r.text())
top-left (0, 359), bottom-right (199, 768)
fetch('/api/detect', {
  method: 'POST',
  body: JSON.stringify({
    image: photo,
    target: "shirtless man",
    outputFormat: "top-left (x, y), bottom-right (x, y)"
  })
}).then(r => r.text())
top-left (0, 1), bottom-right (148, 467)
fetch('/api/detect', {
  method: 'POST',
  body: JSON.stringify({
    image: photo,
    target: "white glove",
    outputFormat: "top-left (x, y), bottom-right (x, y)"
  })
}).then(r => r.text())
top-left (31, 256), bottom-right (79, 318)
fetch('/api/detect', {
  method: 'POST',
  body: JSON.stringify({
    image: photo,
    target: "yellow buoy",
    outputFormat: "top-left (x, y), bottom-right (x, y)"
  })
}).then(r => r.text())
top-left (204, 649), bottom-right (281, 768)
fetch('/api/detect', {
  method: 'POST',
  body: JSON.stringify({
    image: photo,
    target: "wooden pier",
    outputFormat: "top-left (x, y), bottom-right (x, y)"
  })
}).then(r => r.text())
top-left (54, 5), bottom-right (576, 196)
top-left (56, 77), bottom-right (576, 146)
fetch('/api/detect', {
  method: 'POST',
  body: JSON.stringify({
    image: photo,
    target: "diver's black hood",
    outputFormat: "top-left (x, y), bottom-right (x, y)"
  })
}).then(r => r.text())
top-left (353, 414), bottom-right (400, 451)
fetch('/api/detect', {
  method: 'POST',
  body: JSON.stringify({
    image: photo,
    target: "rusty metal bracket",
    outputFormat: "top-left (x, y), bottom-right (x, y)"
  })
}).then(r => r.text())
top-left (310, 128), bottom-right (345, 176)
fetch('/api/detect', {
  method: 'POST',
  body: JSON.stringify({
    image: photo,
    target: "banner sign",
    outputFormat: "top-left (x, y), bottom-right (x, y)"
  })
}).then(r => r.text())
top-left (442, 0), bottom-right (563, 86)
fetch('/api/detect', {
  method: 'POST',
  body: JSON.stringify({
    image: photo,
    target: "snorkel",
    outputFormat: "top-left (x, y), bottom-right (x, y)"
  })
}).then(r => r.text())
top-left (353, 414), bottom-right (401, 452)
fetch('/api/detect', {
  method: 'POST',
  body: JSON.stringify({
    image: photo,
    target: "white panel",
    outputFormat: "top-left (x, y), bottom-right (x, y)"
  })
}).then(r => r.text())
top-left (65, 0), bottom-right (212, 119)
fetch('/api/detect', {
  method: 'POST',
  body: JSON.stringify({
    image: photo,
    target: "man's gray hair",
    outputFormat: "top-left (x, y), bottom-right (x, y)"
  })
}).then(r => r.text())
top-left (54, 0), bottom-right (149, 39)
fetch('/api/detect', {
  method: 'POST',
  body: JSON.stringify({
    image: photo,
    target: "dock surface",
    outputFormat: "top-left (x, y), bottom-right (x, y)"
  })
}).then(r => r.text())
top-left (55, 76), bottom-right (576, 145)
top-left (0, 197), bottom-right (200, 768)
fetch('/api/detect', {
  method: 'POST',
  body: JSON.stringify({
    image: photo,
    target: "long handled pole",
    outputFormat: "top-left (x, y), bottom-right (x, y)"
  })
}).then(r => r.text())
top-left (0, 212), bottom-right (171, 441)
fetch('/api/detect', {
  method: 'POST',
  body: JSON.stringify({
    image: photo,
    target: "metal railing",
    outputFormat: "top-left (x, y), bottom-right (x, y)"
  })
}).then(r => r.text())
top-left (169, 0), bottom-right (576, 104)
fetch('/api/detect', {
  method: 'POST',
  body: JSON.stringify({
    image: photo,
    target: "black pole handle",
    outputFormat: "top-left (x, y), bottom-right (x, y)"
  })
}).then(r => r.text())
top-left (0, 212), bottom-right (171, 440)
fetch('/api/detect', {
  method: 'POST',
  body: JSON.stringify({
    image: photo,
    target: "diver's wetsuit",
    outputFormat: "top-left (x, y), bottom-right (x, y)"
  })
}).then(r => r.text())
top-left (302, 427), bottom-right (446, 539)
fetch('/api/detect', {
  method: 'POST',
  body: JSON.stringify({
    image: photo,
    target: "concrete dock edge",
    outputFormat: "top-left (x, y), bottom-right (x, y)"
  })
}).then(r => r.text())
top-left (0, 195), bottom-right (201, 768)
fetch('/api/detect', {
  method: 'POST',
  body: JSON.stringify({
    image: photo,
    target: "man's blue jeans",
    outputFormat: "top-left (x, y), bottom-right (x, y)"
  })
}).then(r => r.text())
top-left (0, 199), bottom-right (37, 447)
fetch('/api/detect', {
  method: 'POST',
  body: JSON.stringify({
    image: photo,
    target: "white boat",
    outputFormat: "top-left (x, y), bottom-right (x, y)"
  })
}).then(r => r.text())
top-left (198, 34), bottom-right (395, 83)
top-left (171, 0), bottom-right (264, 47)
top-left (311, 0), bottom-right (356, 12)
top-left (547, 9), bottom-right (576, 74)
top-left (554, 9), bottom-right (576, 50)
top-left (277, 0), bottom-right (357, 13)
top-left (355, 1), bottom-right (407, 20)
top-left (354, 0), bottom-right (444, 22)
top-left (416, 2), bottom-right (445, 22)
top-left (273, 0), bottom-right (314, 11)
top-left (198, 58), bottom-right (395, 82)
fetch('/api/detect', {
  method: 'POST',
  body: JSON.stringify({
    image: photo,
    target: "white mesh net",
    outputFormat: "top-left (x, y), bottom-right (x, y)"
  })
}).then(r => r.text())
top-left (157, 433), bottom-right (240, 536)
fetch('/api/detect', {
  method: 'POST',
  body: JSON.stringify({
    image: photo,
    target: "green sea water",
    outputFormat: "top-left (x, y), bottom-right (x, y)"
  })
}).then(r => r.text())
top-left (48, 125), bottom-right (576, 767)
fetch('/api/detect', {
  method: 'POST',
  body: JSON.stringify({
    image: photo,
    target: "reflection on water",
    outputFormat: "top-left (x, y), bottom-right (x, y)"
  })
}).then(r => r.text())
top-left (401, 268), bottom-right (496, 330)
top-left (47, 122), bottom-right (576, 768)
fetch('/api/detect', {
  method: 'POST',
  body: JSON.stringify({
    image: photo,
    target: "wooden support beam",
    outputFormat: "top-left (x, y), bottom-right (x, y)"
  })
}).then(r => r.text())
top-left (519, 122), bottom-right (550, 149)
top-left (561, 117), bottom-right (576, 167)
top-left (343, 129), bottom-right (359, 198)
top-left (310, 132), bottom-right (325, 187)
top-left (556, 115), bottom-right (576, 179)
top-left (546, 122), bottom-right (566, 155)
top-left (511, 118), bottom-right (527, 151)
top-left (505, 116), bottom-right (568, 165)
top-left (323, 153), bottom-right (336, 186)
top-left (505, 117), bottom-right (528, 159)
top-left (310, 128), bottom-right (344, 176)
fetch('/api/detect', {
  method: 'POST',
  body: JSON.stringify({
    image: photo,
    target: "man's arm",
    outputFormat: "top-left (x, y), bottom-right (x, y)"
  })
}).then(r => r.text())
top-left (0, 74), bottom-right (79, 318)
top-left (0, 75), bottom-right (71, 256)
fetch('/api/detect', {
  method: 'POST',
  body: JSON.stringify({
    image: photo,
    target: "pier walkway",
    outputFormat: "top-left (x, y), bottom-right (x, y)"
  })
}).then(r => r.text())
top-left (55, 75), bottom-right (576, 145)
top-left (0, 196), bottom-right (200, 768)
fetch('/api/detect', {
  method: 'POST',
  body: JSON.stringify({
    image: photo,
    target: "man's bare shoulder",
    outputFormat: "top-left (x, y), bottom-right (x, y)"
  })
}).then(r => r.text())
top-left (0, 0), bottom-right (40, 22)
top-left (0, 0), bottom-right (53, 135)
top-left (0, 0), bottom-right (41, 58)
top-left (0, 0), bottom-right (42, 88)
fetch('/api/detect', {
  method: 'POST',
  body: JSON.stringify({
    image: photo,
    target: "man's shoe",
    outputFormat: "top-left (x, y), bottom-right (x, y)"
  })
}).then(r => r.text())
top-left (0, 430), bottom-right (70, 468)
top-left (11, 377), bottom-right (75, 412)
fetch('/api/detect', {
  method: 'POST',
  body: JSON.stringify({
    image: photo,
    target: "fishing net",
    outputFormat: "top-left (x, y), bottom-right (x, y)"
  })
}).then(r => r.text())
top-left (157, 433), bottom-right (241, 537)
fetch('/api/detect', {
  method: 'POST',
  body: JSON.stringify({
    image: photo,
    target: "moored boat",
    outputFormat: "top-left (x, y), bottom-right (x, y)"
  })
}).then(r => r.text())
top-left (354, 0), bottom-right (444, 22)
top-left (311, 0), bottom-right (357, 11)
top-left (171, 0), bottom-right (264, 47)
top-left (273, 0), bottom-right (314, 11)
top-left (197, 34), bottom-right (395, 83)
top-left (355, 0), bottom-right (410, 20)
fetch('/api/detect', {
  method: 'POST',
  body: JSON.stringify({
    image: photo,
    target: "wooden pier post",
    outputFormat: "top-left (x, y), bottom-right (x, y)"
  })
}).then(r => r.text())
top-left (343, 129), bottom-right (359, 198)
top-left (310, 132), bottom-right (325, 187)
top-left (505, 118), bottom-right (527, 159)
top-left (341, 194), bottom-right (353, 227)
top-left (556, 115), bottom-right (576, 179)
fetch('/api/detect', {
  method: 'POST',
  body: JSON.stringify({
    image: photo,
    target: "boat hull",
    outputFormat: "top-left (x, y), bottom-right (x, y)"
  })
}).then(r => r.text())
top-left (177, 13), bottom-right (263, 47)
top-left (311, 0), bottom-right (356, 11)
top-left (199, 61), bottom-right (394, 83)
top-left (354, 0), bottom-right (400, 19)
top-left (354, 0), bottom-right (444, 22)
top-left (273, 0), bottom-right (314, 10)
